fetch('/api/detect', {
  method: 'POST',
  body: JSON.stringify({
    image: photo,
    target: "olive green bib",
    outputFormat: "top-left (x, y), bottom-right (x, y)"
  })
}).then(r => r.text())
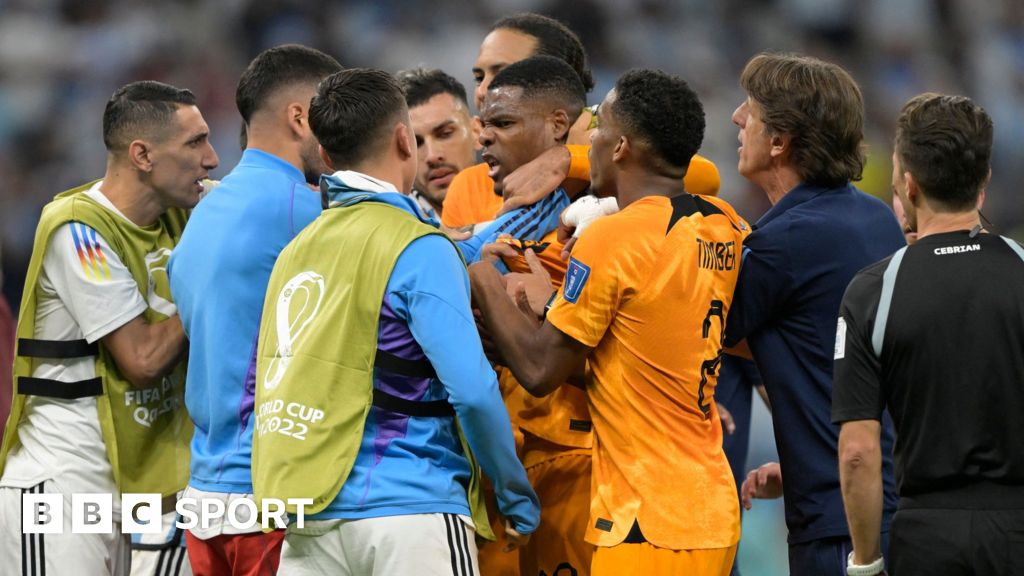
top-left (0, 182), bottom-right (192, 497)
top-left (252, 200), bottom-right (493, 540)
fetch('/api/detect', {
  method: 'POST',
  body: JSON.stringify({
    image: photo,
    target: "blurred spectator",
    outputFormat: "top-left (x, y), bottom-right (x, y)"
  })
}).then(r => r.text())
top-left (5, 0), bottom-right (1020, 315)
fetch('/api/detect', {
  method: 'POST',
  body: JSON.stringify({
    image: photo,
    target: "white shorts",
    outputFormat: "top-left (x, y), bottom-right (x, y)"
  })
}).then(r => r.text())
top-left (280, 513), bottom-right (479, 576)
top-left (129, 545), bottom-right (190, 576)
top-left (130, 511), bottom-right (191, 576)
top-left (0, 481), bottom-right (130, 576)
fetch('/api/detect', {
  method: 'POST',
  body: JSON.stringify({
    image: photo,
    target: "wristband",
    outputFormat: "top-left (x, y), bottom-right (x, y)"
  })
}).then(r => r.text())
top-left (543, 290), bottom-right (558, 319)
top-left (846, 551), bottom-right (885, 576)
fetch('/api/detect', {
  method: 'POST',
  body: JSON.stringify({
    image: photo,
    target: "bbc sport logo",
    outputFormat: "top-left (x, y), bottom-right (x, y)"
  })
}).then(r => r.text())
top-left (21, 493), bottom-right (313, 534)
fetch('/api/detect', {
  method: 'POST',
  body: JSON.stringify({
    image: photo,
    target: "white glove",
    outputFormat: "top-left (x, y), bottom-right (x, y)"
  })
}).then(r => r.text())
top-left (561, 196), bottom-right (619, 238)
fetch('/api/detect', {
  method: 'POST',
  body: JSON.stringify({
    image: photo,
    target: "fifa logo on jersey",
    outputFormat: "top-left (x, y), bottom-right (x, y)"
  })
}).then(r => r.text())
top-left (264, 271), bottom-right (325, 391)
top-left (563, 258), bottom-right (591, 304)
top-left (695, 239), bottom-right (736, 271)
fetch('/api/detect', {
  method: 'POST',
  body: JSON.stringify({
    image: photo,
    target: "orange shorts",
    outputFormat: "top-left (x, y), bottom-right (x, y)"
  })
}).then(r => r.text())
top-left (478, 479), bottom-right (521, 576)
top-left (591, 542), bottom-right (736, 576)
top-left (519, 436), bottom-right (593, 576)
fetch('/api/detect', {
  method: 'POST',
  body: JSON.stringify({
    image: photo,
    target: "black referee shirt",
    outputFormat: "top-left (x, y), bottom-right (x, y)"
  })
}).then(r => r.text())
top-left (832, 230), bottom-right (1024, 503)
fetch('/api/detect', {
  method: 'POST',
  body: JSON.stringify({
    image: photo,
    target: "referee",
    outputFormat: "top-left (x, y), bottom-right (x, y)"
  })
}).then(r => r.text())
top-left (833, 92), bottom-right (1024, 576)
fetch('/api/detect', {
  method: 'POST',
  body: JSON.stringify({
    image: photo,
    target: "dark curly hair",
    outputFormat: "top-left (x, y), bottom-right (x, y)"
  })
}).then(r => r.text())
top-left (492, 13), bottom-right (594, 93)
top-left (488, 55), bottom-right (586, 135)
top-left (611, 69), bottom-right (705, 171)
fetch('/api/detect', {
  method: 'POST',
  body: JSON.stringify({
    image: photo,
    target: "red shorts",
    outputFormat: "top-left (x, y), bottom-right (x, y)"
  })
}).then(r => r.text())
top-left (185, 530), bottom-right (285, 576)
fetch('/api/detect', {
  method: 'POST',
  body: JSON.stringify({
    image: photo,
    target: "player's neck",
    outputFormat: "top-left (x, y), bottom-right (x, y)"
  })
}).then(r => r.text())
top-left (616, 170), bottom-right (683, 209)
top-left (348, 159), bottom-right (405, 195)
top-left (246, 133), bottom-right (304, 176)
top-left (914, 209), bottom-right (982, 240)
top-left (100, 167), bottom-right (163, 227)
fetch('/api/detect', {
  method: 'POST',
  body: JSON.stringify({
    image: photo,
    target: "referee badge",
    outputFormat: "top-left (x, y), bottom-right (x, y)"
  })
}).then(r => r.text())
top-left (834, 317), bottom-right (847, 360)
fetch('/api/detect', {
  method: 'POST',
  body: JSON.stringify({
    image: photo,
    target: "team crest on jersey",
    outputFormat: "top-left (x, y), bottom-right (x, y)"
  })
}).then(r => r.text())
top-left (563, 257), bottom-right (591, 304)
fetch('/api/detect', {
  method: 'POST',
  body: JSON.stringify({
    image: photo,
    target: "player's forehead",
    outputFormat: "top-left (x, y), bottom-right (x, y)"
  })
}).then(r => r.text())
top-left (480, 86), bottom-right (529, 119)
top-left (596, 89), bottom-right (617, 120)
top-left (163, 104), bottom-right (209, 143)
top-left (410, 93), bottom-right (467, 128)
top-left (475, 28), bottom-right (538, 70)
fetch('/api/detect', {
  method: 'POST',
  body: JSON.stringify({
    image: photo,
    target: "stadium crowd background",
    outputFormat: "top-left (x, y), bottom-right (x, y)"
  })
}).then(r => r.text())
top-left (0, 1), bottom-right (1021, 574)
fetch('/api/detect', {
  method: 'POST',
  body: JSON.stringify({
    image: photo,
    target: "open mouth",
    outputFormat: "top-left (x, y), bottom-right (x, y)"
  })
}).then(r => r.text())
top-left (482, 154), bottom-right (501, 180)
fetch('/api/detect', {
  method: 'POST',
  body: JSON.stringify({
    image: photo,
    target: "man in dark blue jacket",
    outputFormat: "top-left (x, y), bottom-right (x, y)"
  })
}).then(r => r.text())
top-left (724, 52), bottom-right (904, 576)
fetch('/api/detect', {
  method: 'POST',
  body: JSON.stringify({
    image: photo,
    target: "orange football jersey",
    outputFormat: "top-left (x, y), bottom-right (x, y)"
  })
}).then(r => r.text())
top-left (547, 193), bottom-right (748, 550)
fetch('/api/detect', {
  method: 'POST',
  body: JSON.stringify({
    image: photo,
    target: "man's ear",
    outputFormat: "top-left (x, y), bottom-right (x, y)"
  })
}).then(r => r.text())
top-left (318, 144), bottom-right (335, 172)
top-left (612, 136), bottom-right (629, 164)
top-left (904, 170), bottom-right (921, 207)
top-left (396, 122), bottom-right (414, 161)
top-left (549, 108), bottom-right (571, 143)
top-left (128, 140), bottom-right (152, 172)
top-left (286, 102), bottom-right (307, 139)
top-left (470, 116), bottom-right (483, 152)
top-left (769, 133), bottom-right (791, 161)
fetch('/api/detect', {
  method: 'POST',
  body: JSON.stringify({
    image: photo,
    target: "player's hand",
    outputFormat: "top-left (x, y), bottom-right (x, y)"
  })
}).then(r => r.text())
top-left (511, 283), bottom-right (543, 328)
top-left (498, 146), bottom-right (571, 215)
top-left (741, 462), bottom-right (783, 510)
top-left (479, 241), bottom-right (520, 264)
top-left (441, 223), bottom-right (472, 242)
top-left (557, 196), bottom-right (619, 259)
top-left (556, 208), bottom-right (578, 260)
top-left (502, 520), bottom-right (531, 553)
top-left (504, 249), bottom-right (554, 319)
top-left (719, 403), bottom-right (736, 435)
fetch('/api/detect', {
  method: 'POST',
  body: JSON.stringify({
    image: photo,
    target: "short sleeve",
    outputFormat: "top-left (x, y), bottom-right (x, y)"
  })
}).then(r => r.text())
top-left (441, 168), bottom-right (480, 228)
top-left (546, 219), bottom-right (623, 347)
top-left (42, 222), bottom-right (147, 342)
top-left (831, 271), bottom-right (886, 423)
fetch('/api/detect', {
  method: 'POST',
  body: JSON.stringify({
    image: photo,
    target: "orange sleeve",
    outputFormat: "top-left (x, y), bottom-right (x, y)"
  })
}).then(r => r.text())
top-left (566, 147), bottom-right (721, 197)
top-left (546, 218), bottom-right (623, 348)
top-left (441, 167), bottom-right (478, 228)
top-left (441, 163), bottom-right (501, 228)
top-left (565, 145), bottom-right (591, 181)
